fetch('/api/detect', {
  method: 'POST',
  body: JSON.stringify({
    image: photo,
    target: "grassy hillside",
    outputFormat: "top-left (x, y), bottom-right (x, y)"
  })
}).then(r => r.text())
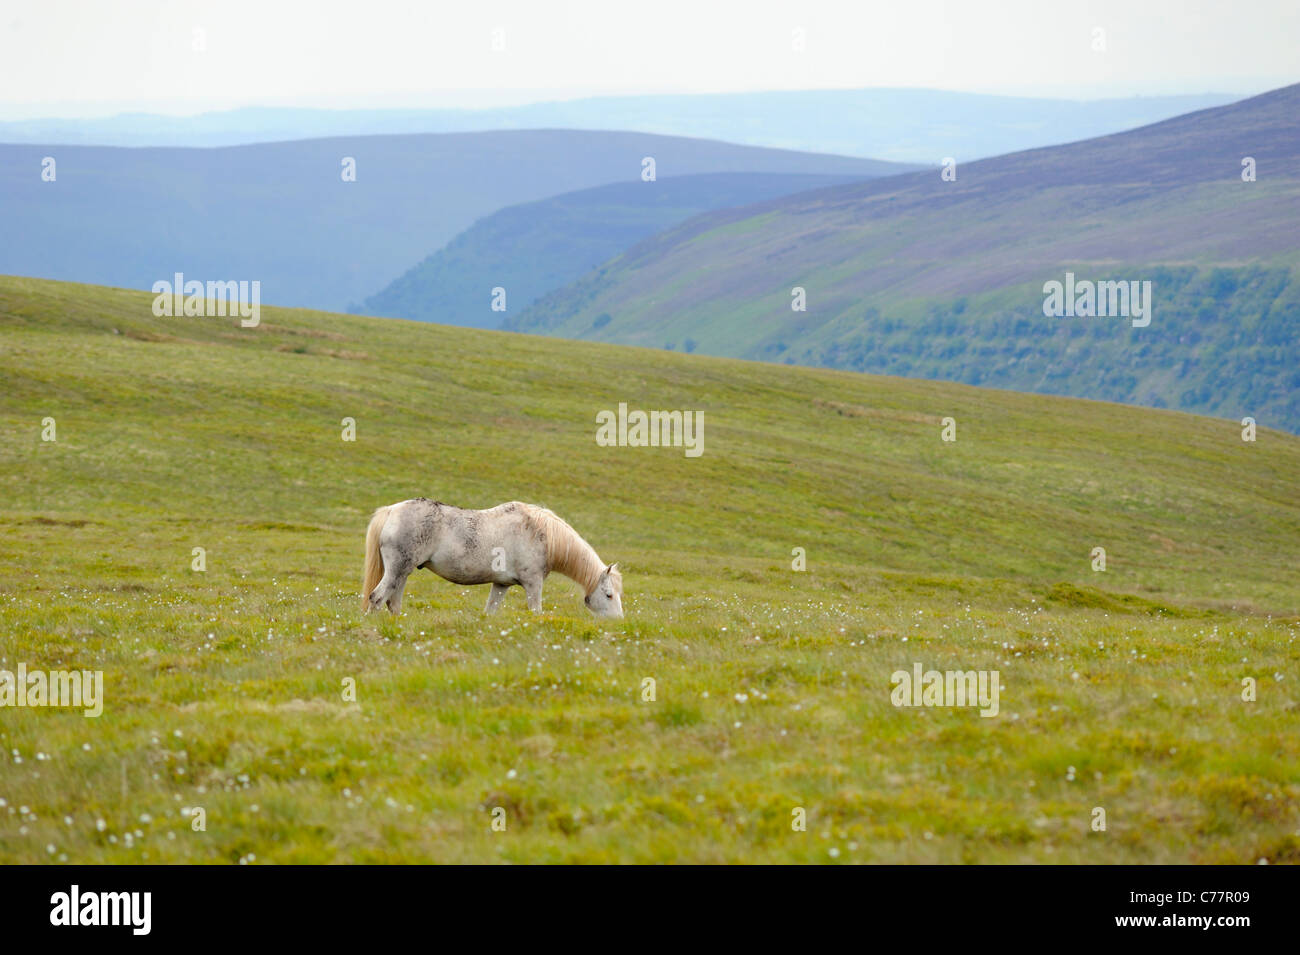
top-left (1, 275), bottom-right (1297, 864)
top-left (513, 84), bottom-right (1300, 431)
top-left (0, 131), bottom-right (907, 314)
top-left (358, 172), bottom-right (879, 327)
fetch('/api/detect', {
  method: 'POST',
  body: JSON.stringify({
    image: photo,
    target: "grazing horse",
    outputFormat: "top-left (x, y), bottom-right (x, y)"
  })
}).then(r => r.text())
top-left (362, 499), bottom-right (623, 618)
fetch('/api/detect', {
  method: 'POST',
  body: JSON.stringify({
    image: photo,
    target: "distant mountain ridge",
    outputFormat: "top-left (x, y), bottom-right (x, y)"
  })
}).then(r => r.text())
top-left (0, 130), bottom-right (908, 313)
top-left (357, 171), bottom-right (880, 326)
top-left (0, 89), bottom-right (1239, 162)
top-left (510, 84), bottom-right (1300, 431)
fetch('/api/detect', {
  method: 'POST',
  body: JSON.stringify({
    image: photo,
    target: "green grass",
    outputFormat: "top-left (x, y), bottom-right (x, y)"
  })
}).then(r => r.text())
top-left (1, 274), bottom-right (1297, 863)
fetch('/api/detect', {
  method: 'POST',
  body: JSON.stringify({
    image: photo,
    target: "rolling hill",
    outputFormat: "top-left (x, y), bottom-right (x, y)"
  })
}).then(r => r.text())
top-left (1, 274), bottom-right (1297, 863)
top-left (0, 90), bottom-right (1239, 162)
top-left (511, 83), bottom-right (1300, 431)
top-left (358, 172), bottom-right (874, 326)
top-left (0, 131), bottom-right (909, 313)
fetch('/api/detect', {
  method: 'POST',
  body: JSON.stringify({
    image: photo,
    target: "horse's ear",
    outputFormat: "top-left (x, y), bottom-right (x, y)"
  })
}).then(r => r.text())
top-left (607, 562), bottom-right (619, 575)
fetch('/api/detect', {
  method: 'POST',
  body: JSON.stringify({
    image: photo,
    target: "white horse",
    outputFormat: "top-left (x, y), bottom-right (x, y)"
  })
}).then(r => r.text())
top-left (362, 499), bottom-right (623, 618)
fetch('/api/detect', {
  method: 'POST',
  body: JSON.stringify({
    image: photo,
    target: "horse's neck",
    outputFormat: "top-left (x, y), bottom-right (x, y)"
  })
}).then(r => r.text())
top-left (558, 540), bottom-right (603, 594)
top-left (543, 519), bottom-right (603, 594)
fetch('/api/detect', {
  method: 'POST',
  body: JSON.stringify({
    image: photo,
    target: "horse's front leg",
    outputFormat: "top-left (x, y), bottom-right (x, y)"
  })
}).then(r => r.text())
top-left (485, 582), bottom-right (510, 614)
top-left (521, 575), bottom-right (543, 613)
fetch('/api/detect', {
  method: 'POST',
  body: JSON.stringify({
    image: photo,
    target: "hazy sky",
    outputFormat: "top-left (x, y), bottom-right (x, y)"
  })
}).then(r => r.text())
top-left (1, 0), bottom-right (1297, 117)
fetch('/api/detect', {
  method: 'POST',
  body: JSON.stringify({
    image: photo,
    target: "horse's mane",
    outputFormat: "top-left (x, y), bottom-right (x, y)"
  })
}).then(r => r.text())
top-left (519, 503), bottom-right (617, 595)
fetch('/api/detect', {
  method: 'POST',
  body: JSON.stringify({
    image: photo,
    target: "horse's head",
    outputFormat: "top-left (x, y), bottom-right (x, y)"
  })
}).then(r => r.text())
top-left (585, 563), bottom-right (623, 618)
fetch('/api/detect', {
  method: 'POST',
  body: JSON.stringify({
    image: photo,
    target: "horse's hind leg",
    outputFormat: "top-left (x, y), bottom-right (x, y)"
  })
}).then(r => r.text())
top-left (385, 573), bottom-right (411, 614)
top-left (485, 583), bottom-right (509, 614)
top-left (373, 543), bottom-right (417, 615)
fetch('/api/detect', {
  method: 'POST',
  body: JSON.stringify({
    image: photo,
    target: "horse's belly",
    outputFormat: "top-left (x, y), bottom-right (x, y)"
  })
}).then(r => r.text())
top-left (429, 564), bottom-right (496, 586)
top-left (421, 515), bottom-right (542, 587)
top-left (424, 545), bottom-right (500, 586)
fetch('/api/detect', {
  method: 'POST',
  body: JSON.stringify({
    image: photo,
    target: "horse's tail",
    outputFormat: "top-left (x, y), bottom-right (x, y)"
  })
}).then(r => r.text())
top-left (362, 505), bottom-right (391, 610)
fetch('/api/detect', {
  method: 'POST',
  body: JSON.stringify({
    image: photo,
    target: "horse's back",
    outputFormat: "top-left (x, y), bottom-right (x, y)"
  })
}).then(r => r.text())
top-left (384, 499), bottom-right (546, 553)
